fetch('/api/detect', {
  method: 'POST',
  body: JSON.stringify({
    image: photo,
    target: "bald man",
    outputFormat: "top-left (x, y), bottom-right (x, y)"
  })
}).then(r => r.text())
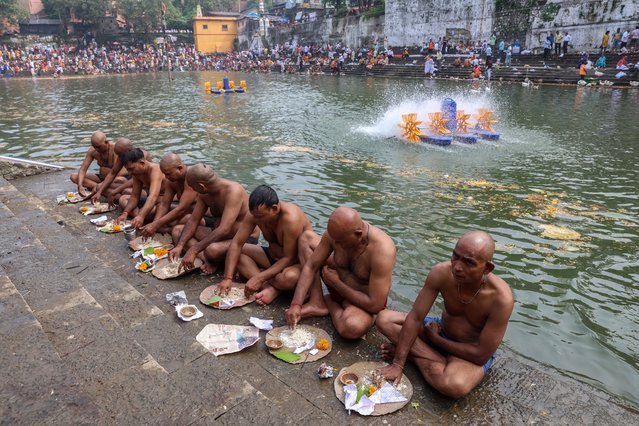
top-left (218, 185), bottom-right (313, 305)
top-left (286, 207), bottom-right (396, 339)
top-left (375, 231), bottom-right (514, 398)
top-left (169, 163), bottom-right (253, 274)
top-left (115, 148), bottom-right (167, 229)
top-left (139, 153), bottom-right (197, 237)
top-left (91, 138), bottom-right (151, 205)
top-left (70, 131), bottom-right (126, 196)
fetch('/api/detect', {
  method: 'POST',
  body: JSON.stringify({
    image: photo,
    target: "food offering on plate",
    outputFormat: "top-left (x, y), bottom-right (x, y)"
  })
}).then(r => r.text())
top-left (79, 202), bottom-right (115, 215)
top-left (264, 325), bottom-right (332, 364)
top-left (135, 259), bottom-right (156, 272)
top-left (98, 220), bottom-right (130, 233)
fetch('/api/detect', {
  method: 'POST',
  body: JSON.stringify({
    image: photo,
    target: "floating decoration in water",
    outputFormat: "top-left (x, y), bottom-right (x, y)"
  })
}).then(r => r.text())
top-left (398, 113), bottom-right (423, 143)
top-left (397, 98), bottom-right (499, 146)
top-left (452, 110), bottom-right (479, 144)
top-left (207, 77), bottom-right (246, 94)
top-left (470, 108), bottom-right (501, 140)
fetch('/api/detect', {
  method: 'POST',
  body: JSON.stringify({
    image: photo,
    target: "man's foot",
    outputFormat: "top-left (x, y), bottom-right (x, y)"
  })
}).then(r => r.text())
top-left (380, 343), bottom-right (396, 361)
top-left (200, 261), bottom-right (217, 275)
top-left (255, 285), bottom-right (280, 305)
top-left (300, 302), bottom-right (329, 318)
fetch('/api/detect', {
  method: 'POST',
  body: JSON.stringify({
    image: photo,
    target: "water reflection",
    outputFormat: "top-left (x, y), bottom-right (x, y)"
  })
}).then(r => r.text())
top-left (1, 73), bottom-right (638, 405)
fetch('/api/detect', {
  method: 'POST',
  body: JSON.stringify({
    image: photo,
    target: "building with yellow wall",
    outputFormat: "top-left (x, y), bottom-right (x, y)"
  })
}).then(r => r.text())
top-left (193, 12), bottom-right (240, 53)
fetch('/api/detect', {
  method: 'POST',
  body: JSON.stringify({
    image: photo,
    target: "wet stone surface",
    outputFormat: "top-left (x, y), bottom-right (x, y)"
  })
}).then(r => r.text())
top-left (1, 171), bottom-right (638, 424)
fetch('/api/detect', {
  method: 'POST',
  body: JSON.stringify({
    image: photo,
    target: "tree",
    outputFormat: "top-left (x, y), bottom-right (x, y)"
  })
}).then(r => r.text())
top-left (118, 0), bottom-right (163, 32)
top-left (0, 0), bottom-right (29, 32)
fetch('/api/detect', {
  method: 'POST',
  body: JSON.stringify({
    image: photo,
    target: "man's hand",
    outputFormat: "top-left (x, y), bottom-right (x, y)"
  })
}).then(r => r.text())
top-left (244, 276), bottom-right (263, 298)
top-left (216, 278), bottom-right (232, 296)
top-left (321, 266), bottom-right (339, 288)
top-left (180, 248), bottom-right (197, 272)
top-left (169, 245), bottom-right (183, 262)
top-left (91, 190), bottom-right (102, 204)
top-left (140, 222), bottom-right (157, 238)
top-left (107, 192), bottom-right (116, 209)
top-left (376, 363), bottom-right (403, 386)
top-left (77, 186), bottom-right (87, 198)
top-left (424, 320), bottom-right (441, 343)
top-left (131, 215), bottom-right (145, 229)
top-left (116, 212), bottom-right (128, 224)
top-left (286, 304), bottom-right (301, 330)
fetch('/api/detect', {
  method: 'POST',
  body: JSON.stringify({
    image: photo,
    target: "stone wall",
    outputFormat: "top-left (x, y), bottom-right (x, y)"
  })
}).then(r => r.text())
top-left (526, 0), bottom-right (638, 51)
top-left (385, 0), bottom-right (638, 52)
top-left (266, 14), bottom-right (385, 48)
top-left (385, 0), bottom-right (495, 47)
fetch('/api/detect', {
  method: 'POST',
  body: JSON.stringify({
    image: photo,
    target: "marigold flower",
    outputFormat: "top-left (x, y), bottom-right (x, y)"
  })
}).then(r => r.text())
top-left (316, 338), bottom-right (330, 351)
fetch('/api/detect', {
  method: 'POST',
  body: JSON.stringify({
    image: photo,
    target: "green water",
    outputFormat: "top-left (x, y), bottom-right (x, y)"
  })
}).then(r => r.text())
top-left (1, 73), bottom-right (638, 405)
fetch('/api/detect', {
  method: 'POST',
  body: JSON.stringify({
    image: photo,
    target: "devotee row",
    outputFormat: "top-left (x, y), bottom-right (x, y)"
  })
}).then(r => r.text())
top-left (71, 131), bottom-right (514, 398)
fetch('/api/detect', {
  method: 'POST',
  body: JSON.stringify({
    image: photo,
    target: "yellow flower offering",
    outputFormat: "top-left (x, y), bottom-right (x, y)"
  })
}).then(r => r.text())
top-left (112, 225), bottom-right (122, 232)
top-left (316, 338), bottom-right (330, 351)
top-left (67, 192), bottom-right (74, 197)
top-left (154, 247), bottom-right (168, 258)
top-left (367, 386), bottom-right (377, 397)
top-left (79, 207), bottom-right (89, 213)
top-left (139, 262), bottom-right (148, 271)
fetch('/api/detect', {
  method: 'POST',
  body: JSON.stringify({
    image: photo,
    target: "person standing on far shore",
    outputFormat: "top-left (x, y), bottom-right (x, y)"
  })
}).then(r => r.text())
top-left (601, 30), bottom-right (610, 54)
top-left (562, 32), bottom-right (571, 56)
top-left (554, 31), bottom-right (563, 57)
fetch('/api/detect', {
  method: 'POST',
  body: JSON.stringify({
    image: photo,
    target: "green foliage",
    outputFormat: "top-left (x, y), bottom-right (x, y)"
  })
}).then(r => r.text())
top-left (363, 1), bottom-right (384, 19)
top-left (540, 3), bottom-right (560, 22)
top-left (0, 0), bottom-right (28, 30)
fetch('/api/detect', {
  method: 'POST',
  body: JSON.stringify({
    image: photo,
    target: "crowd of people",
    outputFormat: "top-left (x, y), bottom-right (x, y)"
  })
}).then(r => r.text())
top-left (70, 131), bottom-right (514, 399)
top-left (2, 29), bottom-right (637, 81)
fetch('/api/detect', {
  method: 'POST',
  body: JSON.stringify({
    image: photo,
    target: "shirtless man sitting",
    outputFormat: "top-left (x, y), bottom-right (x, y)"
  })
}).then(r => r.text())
top-left (218, 185), bottom-right (313, 305)
top-left (139, 153), bottom-right (197, 238)
top-left (286, 207), bottom-right (396, 339)
top-left (70, 131), bottom-right (126, 196)
top-left (115, 148), bottom-right (166, 229)
top-left (91, 138), bottom-right (151, 206)
top-left (376, 231), bottom-right (514, 398)
top-left (169, 163), bottom-right (253, 273)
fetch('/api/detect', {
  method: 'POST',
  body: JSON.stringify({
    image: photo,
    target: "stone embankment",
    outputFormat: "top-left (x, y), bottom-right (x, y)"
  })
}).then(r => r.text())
top-left (1, 160), bottom-right (639, 424)
top-left (338, 53), bottom-right (639, 86)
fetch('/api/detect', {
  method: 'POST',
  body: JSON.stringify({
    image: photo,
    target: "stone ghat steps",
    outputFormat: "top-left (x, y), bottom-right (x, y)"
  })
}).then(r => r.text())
top-left (4, 170), bottom-right (639, 424)
top-left (337, 64), bottom-right (637, 85)
top-left (0, 176), bottom-right (278, 425)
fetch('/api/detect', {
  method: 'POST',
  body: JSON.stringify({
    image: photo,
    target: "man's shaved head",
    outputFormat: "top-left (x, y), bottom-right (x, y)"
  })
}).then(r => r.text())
top-left (114, 138), bottom-right (133, 155)
top-left (90, 131), bottom-right (106, 146)
top-left (186, 163), bottom-right (216, 188)
top-left (327, 207), bottom-right (367, 246)
top-left (159, 152), bottom-right (183, 170)
top-left (456, 230), bottom-right (495, 263)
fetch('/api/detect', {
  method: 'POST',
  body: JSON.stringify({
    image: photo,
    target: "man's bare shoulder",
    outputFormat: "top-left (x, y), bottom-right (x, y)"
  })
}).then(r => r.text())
top-left (487, 274), bottom-right (514, 308)
top-left (427, 262), bottom-right (453, 289)
top-left (281, 202), bottom-right (306, 222)
top-left (370, 225), bottom-right (396, 258)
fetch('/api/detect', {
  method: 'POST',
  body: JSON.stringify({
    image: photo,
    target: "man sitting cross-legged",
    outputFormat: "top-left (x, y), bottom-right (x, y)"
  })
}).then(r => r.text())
top-left (375, 231), bottom-right (514, 398)
top-left (115, 148), bottom-right (166, 229)
top-left (286, 206), bottom-right (396, 339)
top-left (139, 153), bottom-right (197, 237)
top-left (217, 185), bottom-right (313, 305)
top-left (70, 130), bottom-right (126, 197)
top-left (168, 163), bottom-right (253, 273)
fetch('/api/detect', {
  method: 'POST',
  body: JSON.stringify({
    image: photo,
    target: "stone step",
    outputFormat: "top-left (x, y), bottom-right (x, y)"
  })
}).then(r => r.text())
top-left (0, 175), bottom-right (307, 423)
top-left (6, 170), bottom-right (639, 424)
top-left (0, 251), bottom-right (100, 424)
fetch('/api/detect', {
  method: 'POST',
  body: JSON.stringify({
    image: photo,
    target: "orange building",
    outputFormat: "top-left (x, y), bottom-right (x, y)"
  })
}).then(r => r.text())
top-left (193, 13), bottom-right (240, 53)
